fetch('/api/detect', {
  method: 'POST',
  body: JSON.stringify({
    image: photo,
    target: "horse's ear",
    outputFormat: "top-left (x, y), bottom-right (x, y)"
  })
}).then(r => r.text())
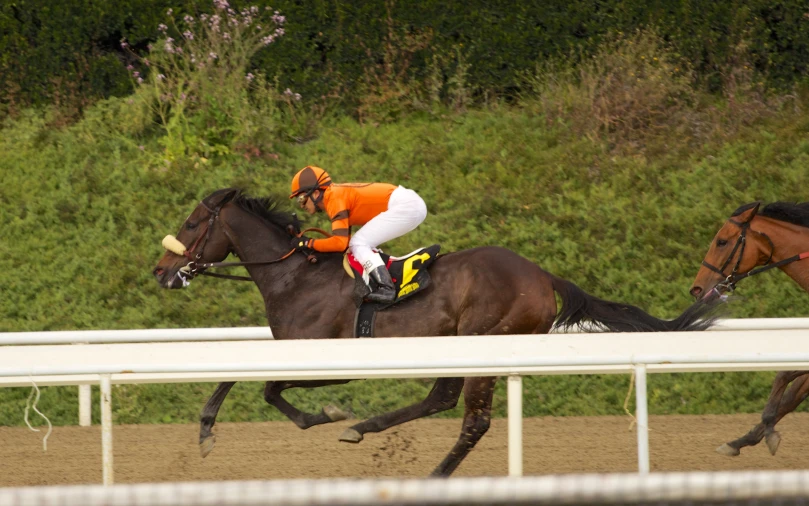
top-left (734, 201), bottom-right (761, 223)
top-left (205, 188), bottom-right (241, 209)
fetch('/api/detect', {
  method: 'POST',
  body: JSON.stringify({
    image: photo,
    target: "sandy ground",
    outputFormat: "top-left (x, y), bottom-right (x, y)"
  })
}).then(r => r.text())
top-left (2, 413), bottom-right (808, 486)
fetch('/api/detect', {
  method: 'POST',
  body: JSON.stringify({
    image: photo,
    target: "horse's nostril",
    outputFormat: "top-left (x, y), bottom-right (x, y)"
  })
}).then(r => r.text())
top-left (689, 286), bottom-right (702, 298)
top-left (153, 267), bottom-right (164, 277)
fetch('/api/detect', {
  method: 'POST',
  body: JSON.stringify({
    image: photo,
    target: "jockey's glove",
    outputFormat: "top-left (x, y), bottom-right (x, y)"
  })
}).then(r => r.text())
top-left (291, 236), bottom-right (313, 252)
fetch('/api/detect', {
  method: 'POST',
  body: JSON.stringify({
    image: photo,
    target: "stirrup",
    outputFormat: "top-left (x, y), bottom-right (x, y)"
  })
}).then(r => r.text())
top-left (366, 286), bottom-right (395, 303)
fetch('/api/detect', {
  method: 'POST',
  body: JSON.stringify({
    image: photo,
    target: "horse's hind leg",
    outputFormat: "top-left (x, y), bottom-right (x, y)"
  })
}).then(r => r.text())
top-left (338, 377), bottom-right (464, 443)
top-left (717, 371), bottom-right (807, 456)
top-left (200, 381), bottom-right (236, 457)
top-left (431, 377), bottom-right (497, 477)
top-left (264, 380), bottom-right (352, 429)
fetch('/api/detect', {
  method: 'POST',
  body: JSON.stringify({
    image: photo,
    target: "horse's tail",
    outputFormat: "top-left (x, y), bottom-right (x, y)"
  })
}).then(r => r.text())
top-left (550, 276), bottom-right (723, 333)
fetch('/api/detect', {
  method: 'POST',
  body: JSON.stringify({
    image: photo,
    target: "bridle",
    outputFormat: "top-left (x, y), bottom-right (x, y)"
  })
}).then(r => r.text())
top-left (701, 216), bottom-right (809, 295)
top-left (167, 202), bottom-right (323, 284)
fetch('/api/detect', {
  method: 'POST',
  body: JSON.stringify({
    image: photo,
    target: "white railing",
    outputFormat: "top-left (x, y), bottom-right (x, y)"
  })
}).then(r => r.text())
top-left (3, 327), bottom-right (809, 485)
top-left (6, 471), bottom-right (809, 506)
top-left (3, 318), bottom-right (807, 427)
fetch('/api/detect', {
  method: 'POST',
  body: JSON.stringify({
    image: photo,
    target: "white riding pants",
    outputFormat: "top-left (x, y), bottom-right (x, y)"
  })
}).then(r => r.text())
top-left (349, 186), bottom-right (427, 271)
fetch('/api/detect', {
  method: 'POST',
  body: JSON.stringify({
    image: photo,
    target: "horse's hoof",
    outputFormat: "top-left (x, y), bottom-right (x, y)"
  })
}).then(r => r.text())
top-left (716, 443), bottom-right (740, 457)
top-left (766, 431), bottom-right (781, 456)
top-left (339, 428), bottom-right (363, 443)
top-left (200, 435), bottom-right (216, 458)
top-left (323, 404), bottom-right (349, 422)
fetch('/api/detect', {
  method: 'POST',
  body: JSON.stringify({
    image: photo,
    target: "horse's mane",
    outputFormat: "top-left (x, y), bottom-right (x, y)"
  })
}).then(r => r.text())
top-left (204, 188), bottom-right (302, 233)
top-left (732, 201), bottom-right (809, 228)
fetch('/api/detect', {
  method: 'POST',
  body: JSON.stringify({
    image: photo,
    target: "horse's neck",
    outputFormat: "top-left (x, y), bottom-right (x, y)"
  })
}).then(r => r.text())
top-left (225, 212), bottom-right (350, 336)
top-left (757, 217), bottom-right (809, 292)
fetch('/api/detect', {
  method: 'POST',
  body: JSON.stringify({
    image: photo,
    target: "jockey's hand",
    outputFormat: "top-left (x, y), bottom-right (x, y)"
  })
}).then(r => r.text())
top-left (290, 236), bottom-right (313, 252)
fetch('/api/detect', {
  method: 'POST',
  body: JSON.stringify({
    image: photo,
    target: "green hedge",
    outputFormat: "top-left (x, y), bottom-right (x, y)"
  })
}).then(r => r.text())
top-left (4, 0), bottom-right (809, 109)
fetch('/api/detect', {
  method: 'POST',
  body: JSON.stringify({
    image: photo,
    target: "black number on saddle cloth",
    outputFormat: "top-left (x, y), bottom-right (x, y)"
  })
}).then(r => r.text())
top-left (346, 244), bottom-right (441, 337)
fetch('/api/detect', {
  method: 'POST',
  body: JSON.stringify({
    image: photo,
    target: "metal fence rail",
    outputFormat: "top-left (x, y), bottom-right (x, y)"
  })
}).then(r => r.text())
top-left (4, 471), bottom-right (809, 506)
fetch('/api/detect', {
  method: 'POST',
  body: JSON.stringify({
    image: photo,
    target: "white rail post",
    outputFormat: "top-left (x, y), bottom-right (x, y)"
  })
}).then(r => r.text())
top-left (100, 374), bottom-right (114, 485)
top-left (79, 384), bottom-right (92, 426)
top-left (76, 342), bottom-right (92, 426)
top-left (635, 364), bottom-right (650, 474)
top-left (507, 374), bottom-right (523, 477)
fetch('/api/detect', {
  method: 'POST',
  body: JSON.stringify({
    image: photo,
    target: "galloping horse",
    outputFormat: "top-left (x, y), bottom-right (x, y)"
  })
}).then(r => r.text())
top-left (690, 201), bottom-right (809, 457)
top-left (153, 188), bottom-right (721, 476)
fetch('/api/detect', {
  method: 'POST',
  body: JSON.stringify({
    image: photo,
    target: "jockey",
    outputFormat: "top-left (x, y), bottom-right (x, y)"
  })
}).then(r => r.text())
top-left (289, 165), bottom-right (427, 303)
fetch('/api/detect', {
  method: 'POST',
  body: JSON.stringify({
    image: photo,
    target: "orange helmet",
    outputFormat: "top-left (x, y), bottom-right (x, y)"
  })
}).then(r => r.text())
top-left (289, 166), bottom-right (332, 198)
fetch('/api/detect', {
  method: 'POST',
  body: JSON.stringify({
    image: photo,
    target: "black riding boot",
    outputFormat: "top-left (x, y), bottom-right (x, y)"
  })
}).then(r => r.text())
top-left (367, 265), bottom-right (396, 303)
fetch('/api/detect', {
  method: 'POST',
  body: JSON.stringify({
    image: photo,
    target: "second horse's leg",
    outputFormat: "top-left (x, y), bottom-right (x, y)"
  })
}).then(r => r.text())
top-left (264, 380), bottom-right (353, 429)
top-left (762, 374), bottom-right (809, 455)
top-left (717, 371), bottom-right (807, 456)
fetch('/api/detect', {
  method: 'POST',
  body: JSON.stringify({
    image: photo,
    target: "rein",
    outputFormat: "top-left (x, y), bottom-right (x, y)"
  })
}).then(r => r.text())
top-left (195, 227), bottom-right (332, 281)
top-left (703, 217), bottom-right (809, 294)
top-left (168, 200), bottom-right (333, 282)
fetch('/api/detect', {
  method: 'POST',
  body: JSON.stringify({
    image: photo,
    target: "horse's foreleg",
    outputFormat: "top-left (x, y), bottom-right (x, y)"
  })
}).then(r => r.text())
top-left (763, 374), bottom-right (809, 455)
top-left (264, 380), bottom-right (352, 429)
top-left (200, 381), bottom-right (236, 458)
top-left (431, 377), bottom-right (497, 477)
top-left (717, 371), bottom-right (807, 456)
top-left (338, 377), bottom-right (464, 444)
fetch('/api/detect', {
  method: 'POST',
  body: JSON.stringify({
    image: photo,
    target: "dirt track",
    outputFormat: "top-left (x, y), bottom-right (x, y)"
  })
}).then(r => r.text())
top-left (2, 414), bottom-right (809, 486)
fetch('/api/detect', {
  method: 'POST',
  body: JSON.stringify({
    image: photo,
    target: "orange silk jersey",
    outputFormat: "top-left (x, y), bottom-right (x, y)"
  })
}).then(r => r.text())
top-left (311, 183), bottom-right (397, 252)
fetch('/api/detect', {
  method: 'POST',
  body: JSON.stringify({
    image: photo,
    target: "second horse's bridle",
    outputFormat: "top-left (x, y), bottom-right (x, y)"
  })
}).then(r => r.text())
top-left (701, 217), bottom-right (775, 294)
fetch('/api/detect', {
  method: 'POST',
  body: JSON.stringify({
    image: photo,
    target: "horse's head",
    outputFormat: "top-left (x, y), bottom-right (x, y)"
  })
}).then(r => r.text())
top-left (153, 188), bottom-right (242, 289)
top-left (690, 202), bottom-right (774, 299)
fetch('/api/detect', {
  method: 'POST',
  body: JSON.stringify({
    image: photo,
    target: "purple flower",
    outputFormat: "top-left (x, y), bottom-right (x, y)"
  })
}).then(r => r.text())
top-left (183, 30), bottom-right (194, 40)
top-left (158, 23), bottom-right (168, 32)
top-left (126, 64), bottom-right (134, 71)
top-left (157, 74), bottom-right (166, 81)
top-left (166, 8), bottom-right (173, 15)
top-left (209, 52), bottom-right (218, 60)
top-left (120, 40), bottom-right (129, 49)
top-left (184, 14), bottom-right (195, 23)
top-left (137, 77), bottom-right (144, 84)
top-left (246, 73), bottom-right (255, 81)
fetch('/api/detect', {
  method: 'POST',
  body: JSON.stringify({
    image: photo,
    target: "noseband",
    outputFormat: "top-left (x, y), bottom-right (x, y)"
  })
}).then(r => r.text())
top-left (701, 218), bottom-right (775, 294)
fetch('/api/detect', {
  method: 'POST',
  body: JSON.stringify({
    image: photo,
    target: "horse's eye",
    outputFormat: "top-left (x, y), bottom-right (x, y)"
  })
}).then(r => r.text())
top-left (186, 222), bottom-right (198, 230)
top-left (716, 239), bottom-right (728, 247)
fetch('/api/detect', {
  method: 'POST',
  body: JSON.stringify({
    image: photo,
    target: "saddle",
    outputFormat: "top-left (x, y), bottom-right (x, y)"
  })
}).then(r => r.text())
top-left (343, 244), bottom-right (441, 337)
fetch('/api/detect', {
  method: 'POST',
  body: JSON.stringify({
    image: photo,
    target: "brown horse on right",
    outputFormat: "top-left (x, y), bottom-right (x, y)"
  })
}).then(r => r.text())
top-left (690, 201), bottom-right (809, 457)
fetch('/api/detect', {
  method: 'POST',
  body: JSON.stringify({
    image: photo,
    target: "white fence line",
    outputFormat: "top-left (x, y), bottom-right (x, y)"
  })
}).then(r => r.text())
top-left (6, 471), bottom-right (809, 506)
top-left (6, 317), bottom-right (809, 426)
top-left (2, 328), bottom-right (809, 486)
top-left (2, 317), bottom-right (809, 346)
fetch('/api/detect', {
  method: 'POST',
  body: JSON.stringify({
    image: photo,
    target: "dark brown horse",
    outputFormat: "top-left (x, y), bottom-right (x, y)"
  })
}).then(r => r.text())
top-left (153, 188), bottom-right (721, 476)
top-left (690, 201), bottom-right (809, 457)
